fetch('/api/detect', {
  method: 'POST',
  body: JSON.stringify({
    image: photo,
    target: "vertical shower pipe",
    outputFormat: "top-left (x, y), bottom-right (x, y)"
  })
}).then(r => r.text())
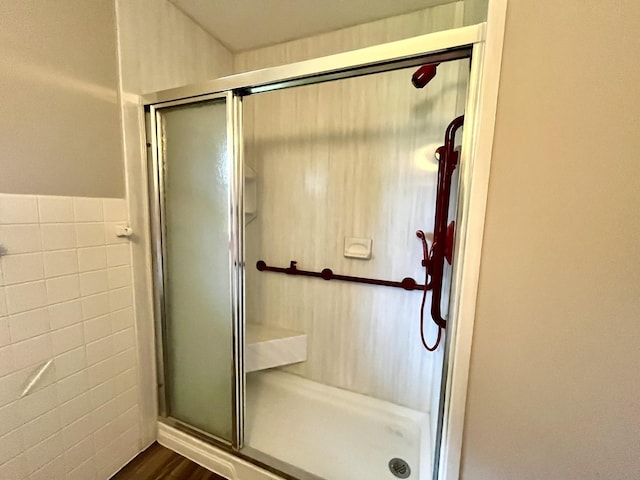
top-left (430, 116), bottom-right (464, 329)
top-left (416, 115), bottom-right (463, 351)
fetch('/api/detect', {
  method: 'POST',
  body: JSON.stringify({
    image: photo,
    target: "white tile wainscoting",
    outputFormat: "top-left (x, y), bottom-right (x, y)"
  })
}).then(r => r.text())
top-left (0, 194), bottom-right (141, 480)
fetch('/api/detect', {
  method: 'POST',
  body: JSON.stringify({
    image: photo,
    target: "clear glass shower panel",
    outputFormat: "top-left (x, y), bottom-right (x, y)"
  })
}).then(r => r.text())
top-left (242, 59), bottom-right (470, 480)
top-left (159, 98), bottom-right (234, 441)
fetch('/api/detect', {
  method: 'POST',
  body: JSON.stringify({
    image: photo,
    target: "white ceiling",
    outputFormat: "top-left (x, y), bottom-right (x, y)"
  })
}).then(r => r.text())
top-left (169, 0), bottom-right (454, 52)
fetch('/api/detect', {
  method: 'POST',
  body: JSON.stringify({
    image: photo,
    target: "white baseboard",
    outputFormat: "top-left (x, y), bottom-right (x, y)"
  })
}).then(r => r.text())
top-left (157, 423), bottom-right (284, 480)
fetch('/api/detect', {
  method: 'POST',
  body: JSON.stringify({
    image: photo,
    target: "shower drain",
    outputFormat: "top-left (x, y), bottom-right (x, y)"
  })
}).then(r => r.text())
top-left (388, 458), bottom-right (411, 478)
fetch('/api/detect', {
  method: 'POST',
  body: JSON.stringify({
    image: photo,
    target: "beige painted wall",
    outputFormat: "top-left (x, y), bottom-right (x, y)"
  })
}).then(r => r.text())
top-left (0, 0), bottom-right (124, 198)
top-left (461, 1), bottom-right (640, 479)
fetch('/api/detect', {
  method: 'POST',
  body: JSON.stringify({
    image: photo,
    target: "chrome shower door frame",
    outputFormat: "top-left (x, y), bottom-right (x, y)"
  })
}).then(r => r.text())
top-left (143, 25), bottom-right (482, 104)
top-left (142, 16), bottom-right (506, 480)
top-left (148, 91), bottom-right (245, 449)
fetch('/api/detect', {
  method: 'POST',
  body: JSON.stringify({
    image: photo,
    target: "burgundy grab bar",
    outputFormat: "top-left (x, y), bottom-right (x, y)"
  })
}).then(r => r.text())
top-left (426, 115), bottom-right (464, 329)
top-left (256, 260), bottom-right (429, 291)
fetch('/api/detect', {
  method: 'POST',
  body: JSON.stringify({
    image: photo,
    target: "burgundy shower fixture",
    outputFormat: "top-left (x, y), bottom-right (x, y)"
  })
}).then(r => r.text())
top-left (411, 63), bottom-right (440, 88)
top-left (416, 115), bottom-right (464, 351)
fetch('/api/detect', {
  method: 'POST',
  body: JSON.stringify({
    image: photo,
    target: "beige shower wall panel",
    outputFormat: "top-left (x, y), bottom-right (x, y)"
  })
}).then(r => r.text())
top-left (234, 2), bottom-right (463, 73)
top-left (463, 0), bottom-right (489, 25)
top-left (117, 0), bottom-right (233, 95)
top-left (243, 29), bottom-right (466, 410)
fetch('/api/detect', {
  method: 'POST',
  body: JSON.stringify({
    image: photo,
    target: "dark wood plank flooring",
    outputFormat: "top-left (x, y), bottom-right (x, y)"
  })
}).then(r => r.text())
top-left (112, 442), bottom-right (227, 480)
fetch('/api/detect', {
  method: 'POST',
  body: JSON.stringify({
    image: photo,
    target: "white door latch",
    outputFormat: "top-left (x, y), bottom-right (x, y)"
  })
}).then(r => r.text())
top-left (115, 224), bottom-right (133, 238)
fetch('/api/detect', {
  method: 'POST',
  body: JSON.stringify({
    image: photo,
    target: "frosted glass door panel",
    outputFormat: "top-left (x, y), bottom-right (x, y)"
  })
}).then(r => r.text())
top-left (160, 99), bottom-right (233, 441)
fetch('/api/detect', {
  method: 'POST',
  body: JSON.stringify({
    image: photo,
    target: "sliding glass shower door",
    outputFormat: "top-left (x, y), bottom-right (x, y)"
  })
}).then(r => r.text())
top-left (149, 92), bottom-right (243, 446)
top-left (142, 41), bottom-right (484, 480)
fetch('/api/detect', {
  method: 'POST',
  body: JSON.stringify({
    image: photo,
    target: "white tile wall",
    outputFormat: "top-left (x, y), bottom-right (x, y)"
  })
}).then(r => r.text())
top-left (0, 194), bottom-right (140, 479)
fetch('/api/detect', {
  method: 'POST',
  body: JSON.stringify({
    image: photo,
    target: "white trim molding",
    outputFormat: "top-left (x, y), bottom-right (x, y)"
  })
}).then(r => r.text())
top-left (158, 423), bottom-right (283, 480)
top-left (438, 1), bottom-right (508, 479)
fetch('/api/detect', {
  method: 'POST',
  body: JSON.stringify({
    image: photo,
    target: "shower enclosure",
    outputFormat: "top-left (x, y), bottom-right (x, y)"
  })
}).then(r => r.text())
top-left (144, 24), bottom-right (490, 480)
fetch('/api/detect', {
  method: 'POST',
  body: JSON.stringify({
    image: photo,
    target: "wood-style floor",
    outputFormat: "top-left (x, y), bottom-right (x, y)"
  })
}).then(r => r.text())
top-left (112, 442), bottom-right (227, 480)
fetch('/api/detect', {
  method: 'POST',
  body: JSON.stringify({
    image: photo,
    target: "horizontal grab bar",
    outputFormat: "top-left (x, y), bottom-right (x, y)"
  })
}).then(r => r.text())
top-left (256, 260), bottom-right (429, 291)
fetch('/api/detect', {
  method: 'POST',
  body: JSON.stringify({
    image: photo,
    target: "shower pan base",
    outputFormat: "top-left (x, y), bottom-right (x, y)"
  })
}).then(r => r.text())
top-left (245, 370), bottom-right (431, 480)
top-left (158, 370), bottom-right (431, 480)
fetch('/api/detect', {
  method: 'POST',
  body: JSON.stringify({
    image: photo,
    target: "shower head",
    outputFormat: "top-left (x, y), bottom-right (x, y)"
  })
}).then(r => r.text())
top-left (411, 63), bottom-right (440, 88)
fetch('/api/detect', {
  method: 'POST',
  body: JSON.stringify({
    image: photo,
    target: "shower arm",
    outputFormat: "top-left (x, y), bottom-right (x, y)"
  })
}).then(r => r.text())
top-left (426, 115), bottom-right (464, 329)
